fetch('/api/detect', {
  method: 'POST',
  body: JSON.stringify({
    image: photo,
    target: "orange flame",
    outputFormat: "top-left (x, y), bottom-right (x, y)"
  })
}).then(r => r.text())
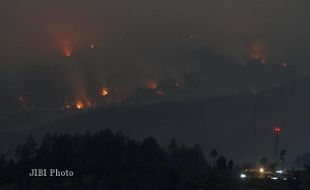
top-left (75, 101), bottom-right (85, 110)
top-left (101, 88), bottom-right (109, 96)
top-left (248, 41), bottom-right (267, 64)
top-left (74, 99), bottom-right (92, 110)
top-left (48, 25), bottom-right (75, 57)
top-left (145, 81), bottom-right (158, 90)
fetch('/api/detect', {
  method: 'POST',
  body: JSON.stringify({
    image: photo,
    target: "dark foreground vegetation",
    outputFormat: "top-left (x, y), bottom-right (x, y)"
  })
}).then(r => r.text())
top-left (1, 130), bottom-right (310, 190)
top-left (0, 130), bottom-right (242, 190)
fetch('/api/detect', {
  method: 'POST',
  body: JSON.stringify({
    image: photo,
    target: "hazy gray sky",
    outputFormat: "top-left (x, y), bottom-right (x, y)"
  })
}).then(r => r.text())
top-left (1, 0), bottom-right (310, 60)
top-left (1, 0), bottom-right (310, 109)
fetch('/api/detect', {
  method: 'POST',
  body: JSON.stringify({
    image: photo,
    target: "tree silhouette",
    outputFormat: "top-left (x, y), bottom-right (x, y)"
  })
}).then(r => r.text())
top-left (15, 135), bottom-right (37, 164)
top-left (167, 138), bottom-right (178, 155)
top-left (0, 154), bottom-right (6, 179)
top-left (0, 130), bottom-right (214, 190)
top-left (210, 149), bottom-right (218, 168)
top-left (216, 156), bottom-right (227, 170)
top-left (228, 160), bottom-right (234, 170)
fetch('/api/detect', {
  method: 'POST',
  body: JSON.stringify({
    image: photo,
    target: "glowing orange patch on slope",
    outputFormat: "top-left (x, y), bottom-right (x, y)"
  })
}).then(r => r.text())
top-left (145, 81), bottom-right (158, 90)
top-left (101, 88), bottom-right (109, 96)
top-left (75, 101), bottom-right (85, 109)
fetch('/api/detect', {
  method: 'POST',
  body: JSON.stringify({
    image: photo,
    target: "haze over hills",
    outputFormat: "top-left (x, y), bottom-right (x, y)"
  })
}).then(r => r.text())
top-left (1, 74), bottom-right (310, 164)
top-left (0, 45), bottom-right (303, 117)
top-left (3, 1), bottom-right (310, 189)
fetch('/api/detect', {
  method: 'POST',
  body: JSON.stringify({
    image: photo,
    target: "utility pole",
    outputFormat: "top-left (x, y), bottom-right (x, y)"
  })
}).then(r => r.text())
top-left (252, 92), bottom-right (258, 165)
top-left (274, 127), bottom-right (281, 165)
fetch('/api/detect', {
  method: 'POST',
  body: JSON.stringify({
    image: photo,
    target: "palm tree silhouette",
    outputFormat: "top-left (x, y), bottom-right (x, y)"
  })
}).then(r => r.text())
top-left (210, 149), bottom-right (218, 168)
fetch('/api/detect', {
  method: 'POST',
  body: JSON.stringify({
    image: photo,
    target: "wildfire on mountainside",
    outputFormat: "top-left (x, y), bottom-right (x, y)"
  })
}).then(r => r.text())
top-left (75, 100), bottom-right (92, 110)
top-left (145, 80), bottom-right (158, 90)
top-left (247, 40), bottom-right (267, 64)
top-left (101, 87), bottom-right (110, 96)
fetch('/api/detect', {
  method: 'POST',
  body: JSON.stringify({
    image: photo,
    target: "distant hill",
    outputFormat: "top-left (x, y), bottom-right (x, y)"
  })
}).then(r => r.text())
top-left (1, 75), bottom-right (310, 163)
top-left (0, 45), bottom-right (304, 115)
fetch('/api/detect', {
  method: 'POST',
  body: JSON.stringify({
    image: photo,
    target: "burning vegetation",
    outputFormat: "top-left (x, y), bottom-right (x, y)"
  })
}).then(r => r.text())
top-left (17, 78), bottom-right (189, 111)
top-left (101, 87), bottom-right (110, 96)
top-left (65, 100), bottom-right (92, 110)
top-left (145, 80), bottom-right (158, 90)
top-left (247, 41), bottom-right (267, 64)
top-left (12, 36), bottom-right (289, 112)
top-left (75, 100), bottom-right (85, 110)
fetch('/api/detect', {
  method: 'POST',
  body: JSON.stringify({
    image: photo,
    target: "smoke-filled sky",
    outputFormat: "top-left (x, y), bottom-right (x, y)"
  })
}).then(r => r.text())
top-left (2, 0), bottom-right (310, 165)
top-left (1, 0), bottom-right (310, 111)
top-left (2, 0), bottom-right (310, 57)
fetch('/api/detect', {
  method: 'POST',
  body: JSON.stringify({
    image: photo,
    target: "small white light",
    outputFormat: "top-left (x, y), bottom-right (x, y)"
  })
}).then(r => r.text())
top-left (276, 170), bottom-right (284, 174)
top-left (283, 177), bottom-right (287, 181)
top-left (240, 173), bottom-right (247, 178)
top-left (259, 168), bottom-right (264, 173)
top-left (271, 177), bottom-right (278, 180)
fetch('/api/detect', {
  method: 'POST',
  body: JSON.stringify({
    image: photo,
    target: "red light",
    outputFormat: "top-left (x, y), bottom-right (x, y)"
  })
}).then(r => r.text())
top-left (274, 127), bottom-right (281, 132)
